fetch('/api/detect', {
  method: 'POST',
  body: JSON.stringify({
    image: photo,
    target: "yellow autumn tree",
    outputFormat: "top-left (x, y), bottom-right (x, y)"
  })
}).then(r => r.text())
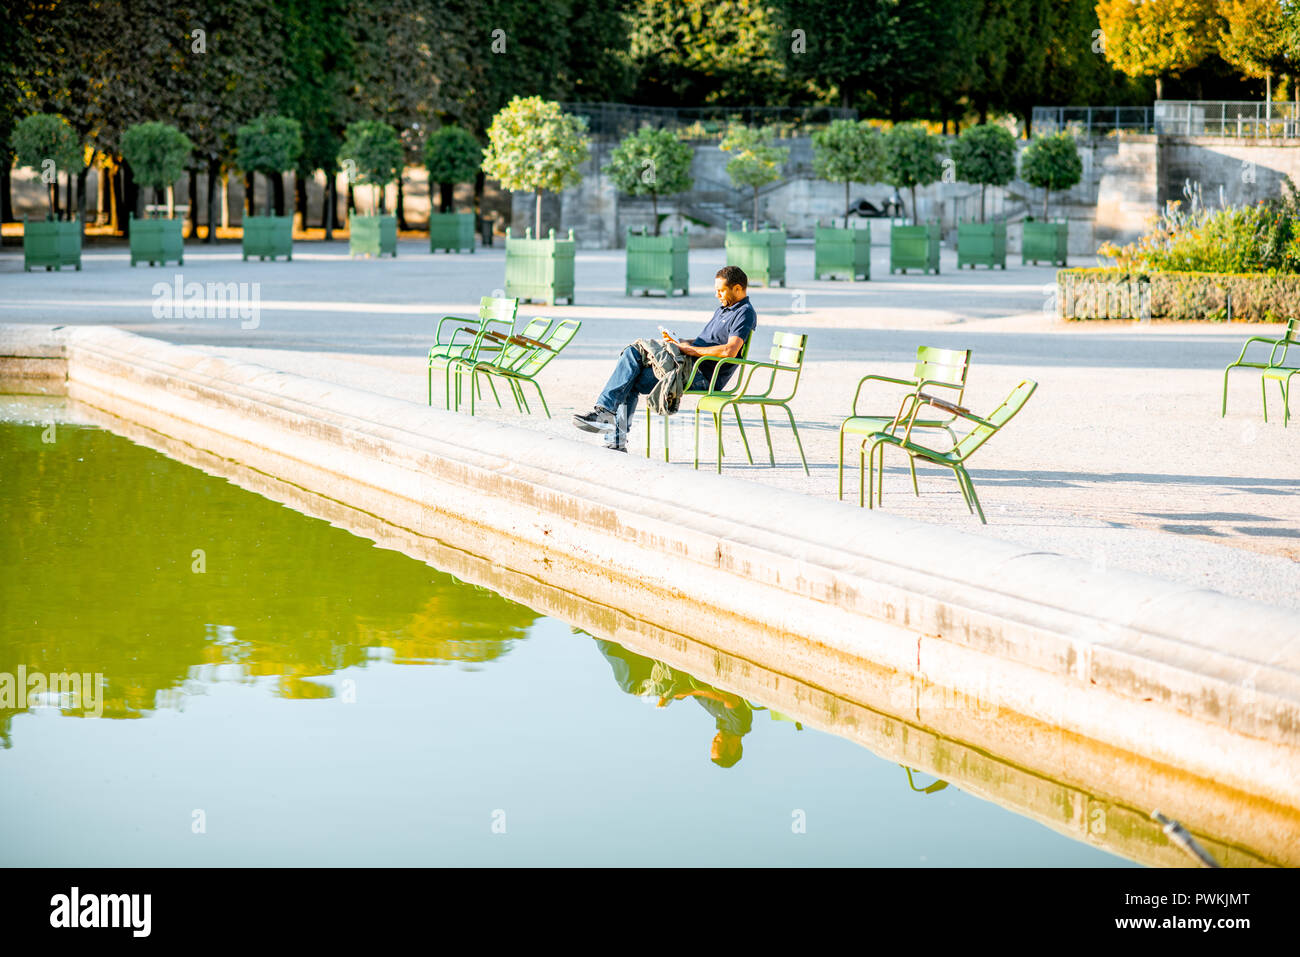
top-left (1095, 0), bottom-right (1221, 98)
top-left (1218, 0), bottom-right (1291, 101)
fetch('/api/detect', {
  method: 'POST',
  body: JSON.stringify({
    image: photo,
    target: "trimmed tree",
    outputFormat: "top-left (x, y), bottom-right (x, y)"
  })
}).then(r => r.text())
top-left (720, 125), bottom-right (788, 227)
top-left (1020, 132), bottom-right (1082, 219)
top-left (604, 126), bottom-right (693, 235)
top-left (424, 126), bottom-right (481, 213)
top-left (811, 119), bottom-right (886, 219)
top-left (950, 123), bottom-right (1017, 223)
top-left (337, 120), bottom-right (404, 215)
top-left (236, 114), bottom-right (303, 217)
top-left (1219, 0), bottom-right (1291, 102)
top-left (119, 121), bottom-right (193, 214)
top-left (10, 113), bottom-right (85, 219)
top-left (884, 122), bottom-right (944, 224)
top-left (482, 96), bottom-right (591, 235)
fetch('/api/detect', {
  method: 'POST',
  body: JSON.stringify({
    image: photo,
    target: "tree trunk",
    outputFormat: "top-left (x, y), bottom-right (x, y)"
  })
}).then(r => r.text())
top-left (844, 180), bottom-right (850, 219)
top-left (346, 181), bottom-right (355, 219)
top-left (47, 179), bottom-right (57, 219)
top-left (64, 174), bottom-right (72, 219)
top-left (376, 183), bottom-right (385, 215)
top-left (324, 174), bottom-right (337, 238)
top-left (980, 183), bottom-right (986, 223)
top-left (206, 157), bottom-right (220, 243)
top-left (910, 186), bottom-right (918, 225)
top-left (474, 170), bottom-right (485, 219)
top-left (752, 186), bottom-right (759, 227)
top-left (110, 161), bottom-right (124, 234)
top-left (1, 164), bottom-right (13, 223)
top-left (271, 170), bottom-right (284, 216)
top-left (295, 171), bottom-right (307, 230)
top-left (186, 169), bottom-right (198, 238)
top-left (439, 181), bottom-right (453, 214)
top-left (396, 177), bottom-right (406, 229)
top-left (245, 173), bottom-right (255, 216)
top-left (124, 163), bottom-right (139, 228)
top-left (534, 189), bottom-right (542, 235)
top-left (651, 191), bottom-right (659, 235)
top-left (76, 166), bottom-right (89, 234)
top-left (1155, 76), bottom-right (1163, 100)
top-left (1022, 110), bottom-right (1033, 138)
top-left (1043, 187), bottom-right (1049, 220)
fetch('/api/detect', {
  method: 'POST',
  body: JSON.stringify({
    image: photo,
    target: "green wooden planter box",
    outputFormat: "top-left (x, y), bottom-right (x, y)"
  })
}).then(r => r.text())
top-left (349, 214), bottom-right (398, 258)
top-left (889, 221), bottom-right (940, 275)
top-left (23, 218), bottom-right (81, 271)
top-left (129, 214), bottom-right (184, 267)
top-left (725, 221), bottom-right (786, 287)
top-left (242, 215), bottom-right (293, 261)
top-left (1022, 220), bottom-right (1068, 266)
top-left (813, 222), bottom-right (870, 280)
top-left (429, 212), bottom-right (475, 253)
top-left (625, 227), bottom-right (688, 296)
top-left (505, 228), bottom-right (576, 305)
top-left (956, 220), bottom-right (1006, 269)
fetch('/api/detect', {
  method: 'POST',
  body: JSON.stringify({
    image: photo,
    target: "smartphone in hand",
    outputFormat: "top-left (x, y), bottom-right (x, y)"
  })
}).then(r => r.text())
top-left (658, 325), bottom-right (675, 342)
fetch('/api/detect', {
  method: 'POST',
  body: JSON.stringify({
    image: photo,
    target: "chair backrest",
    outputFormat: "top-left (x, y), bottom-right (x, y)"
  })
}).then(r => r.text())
top-left (479, 296), bottom-right (519, 327)
top-left (494, 317), bottom-right (554, 370)
top-left (761, 331), bottom-right (807, 402)
top-left (913, 347), bottom-right (971, 401)
top-left (515, 319), bottom-right (582, 377)
top-left (951, 379), bottom-right (1037, 461)
top-left (1268, 317), bottom-right (1300, 366)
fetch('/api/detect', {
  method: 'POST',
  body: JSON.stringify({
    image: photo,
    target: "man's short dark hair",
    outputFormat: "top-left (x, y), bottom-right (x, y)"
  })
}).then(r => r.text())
top-left (715, 265), bottom-right (748, 289)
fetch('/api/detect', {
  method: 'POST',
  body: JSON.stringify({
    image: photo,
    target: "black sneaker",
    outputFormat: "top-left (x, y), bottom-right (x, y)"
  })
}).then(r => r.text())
top-left (573, 407), bottom-right (616, 434)
top-left (604, 441), bottom-right (628, 453)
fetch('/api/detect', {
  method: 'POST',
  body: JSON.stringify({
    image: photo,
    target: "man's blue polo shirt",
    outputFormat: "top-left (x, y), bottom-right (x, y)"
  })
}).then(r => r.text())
top-left (689, 295), bottom-right (757, 390)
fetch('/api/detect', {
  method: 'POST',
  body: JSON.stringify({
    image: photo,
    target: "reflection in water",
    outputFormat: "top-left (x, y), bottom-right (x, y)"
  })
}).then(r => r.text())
top-left (594, 638), bottom-right (754, 768)
top-left (0, 422), bottom-right (539, 746)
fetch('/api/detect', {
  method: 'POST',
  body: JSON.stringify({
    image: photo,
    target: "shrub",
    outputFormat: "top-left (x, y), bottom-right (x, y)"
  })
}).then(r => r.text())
top-left (1058, 268), bottom-right (1300, 322)
top-left (811, 119), bottom-right (886, 219)
top-left (884, 122), bottom-right (944, 224)
top-left (10, 113), bottom-right (85, 218)
top-left (604, 126), bottom-right (693, 235)
top-left (337, 120), bottom-right (404, 214)
top-left (120, 122), bottom-right (193, 209)
top-left (1020, 132), bottom-right (1082, 219)
top-left (482, 96), bottom-right (590, 235)
top-left (950, 124), bottom-right (1017, 223)
top-left (423, 127), bottom-right (482, 213)
top-left (720, 125), bottom-right (788, 228)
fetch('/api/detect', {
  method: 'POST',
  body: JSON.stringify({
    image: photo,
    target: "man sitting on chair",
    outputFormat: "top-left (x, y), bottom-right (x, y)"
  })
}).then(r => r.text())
top-left (572, 265), bottom-right (757, 452)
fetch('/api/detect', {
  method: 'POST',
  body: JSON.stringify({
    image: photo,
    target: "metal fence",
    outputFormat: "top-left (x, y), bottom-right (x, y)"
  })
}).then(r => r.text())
top-left (562, 102), bottom-right (857, 139)
top-left (1154, 100), bottom-right (1300, 138)
top-left (1031, 106), bottom-right (1154, 137)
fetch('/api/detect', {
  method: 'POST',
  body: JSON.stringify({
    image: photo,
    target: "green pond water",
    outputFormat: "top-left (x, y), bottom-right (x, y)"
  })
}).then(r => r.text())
top-left (0, 404), bottom-right (1131, 866)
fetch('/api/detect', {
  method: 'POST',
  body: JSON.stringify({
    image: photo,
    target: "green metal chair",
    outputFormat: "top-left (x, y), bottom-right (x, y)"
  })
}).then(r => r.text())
top-left (427, 296), bottom-right (519, 408)
top-left (864, 379), bottom-right (1038, 524)
top-left (838, 346), bottom-right (972, 502)
top-left (451, 319), bottom-right (582, 418)
top-left (693, 331), bottom-right (809, 475)
top-left (645, 334), bottom-right (753, 461)
top-left (1221, 317), bottom-right (1299, 420)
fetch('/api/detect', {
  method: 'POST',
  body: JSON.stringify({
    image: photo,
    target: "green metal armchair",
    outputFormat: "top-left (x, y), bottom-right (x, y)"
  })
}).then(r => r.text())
top-left (451, 318), bottom-right (582, 417)
top-left (645, 334), bottom-right (753, 461)
top-left (694, 331), bottom-right (809, 475)
top-left (863, 379), bottom-right (1038, 524)
top-left (427, 295), bottom-right (519, 408)
top-left (1222, 318), bottom-right (1300, 424)
top-left (838, 346), bottom-right (972, 502)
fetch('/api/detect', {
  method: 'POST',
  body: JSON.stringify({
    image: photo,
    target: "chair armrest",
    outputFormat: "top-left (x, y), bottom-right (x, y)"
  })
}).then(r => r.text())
top-left (435, 315), bottom-right (466, 344)
top-left (1230, 336), bottom-right (1286, 366)
top-left (910, 392), bottom-right (993, 430)
top-left (851, 373), bottom-right (919, 416)
top-left (695, 355), bottom-right (755, 394)
top-left (509, 335), bottom-right (553, 351)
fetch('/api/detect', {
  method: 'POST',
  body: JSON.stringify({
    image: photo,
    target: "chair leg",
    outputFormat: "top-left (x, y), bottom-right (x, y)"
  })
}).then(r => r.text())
top-left (427, 365), bottom-right (433, 407)
top-left (693, 409), bottom-right (701, 470)
top-left (663, 411), bottom-right (670, 462)
top-left (1278, 378), bottom-right (1289, 428)
top-left (645, 407), bottom-right (652, 459)
top-left (526, 378), bottom-right (550, 418)
top-left (485, 375), bottom-right (502, 409)
top-left (757, 406), bottom-right (774, 466)
top-left (734, 405), bottom-right (755, 464)
top-left (714, 412), bottom-right (724, 474)
top-left (958, 466), bottom-right (986, 523)
top-left (909, 457), bottom-right (919, 496)
top-left (782, 405), bottom-right (809, 476)
top-left (1222, 366), bottom-right (1232, 417)
top-left (838, 425), bottom-right (847, 501)
top-left (860, 443), bottom-right (867, 508)
top-left (1262, 373), bottom-right (1269, 423)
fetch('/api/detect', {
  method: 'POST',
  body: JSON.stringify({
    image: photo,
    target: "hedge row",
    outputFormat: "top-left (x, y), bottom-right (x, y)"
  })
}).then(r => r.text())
top-left (1057, 268), bottom-right (1300, 323)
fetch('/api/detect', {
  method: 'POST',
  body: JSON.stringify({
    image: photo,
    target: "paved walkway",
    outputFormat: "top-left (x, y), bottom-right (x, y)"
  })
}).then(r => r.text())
top-left (4, 239), bottom-right (1298, 609)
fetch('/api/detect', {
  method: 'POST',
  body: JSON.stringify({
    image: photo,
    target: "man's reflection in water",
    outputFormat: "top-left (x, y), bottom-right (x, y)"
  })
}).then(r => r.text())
top-left (595, 639), bottom-right (753, 768)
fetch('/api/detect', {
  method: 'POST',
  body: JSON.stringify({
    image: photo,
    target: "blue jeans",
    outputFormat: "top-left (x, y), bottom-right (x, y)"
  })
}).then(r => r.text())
top-left (596, 345), bottom-right (707, 438)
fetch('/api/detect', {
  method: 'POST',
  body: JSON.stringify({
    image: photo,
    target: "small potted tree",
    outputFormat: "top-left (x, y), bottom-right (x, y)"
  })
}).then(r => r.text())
top-left (605, 126), bottom-right (694, 295)
top-left (11, 113), bottom-right (85, 271)
top-left (236, 113), bottom-right (303, 261)
top-left (1020, 131), bottom-right (1081, 266)
top-left (339, 120), bottom-right (403, 258)
top-left (424, 126), bottom-right (481, 253)
top-left (483, 96), bottom-right (589, 305)
top-left (721, 125), bottom-right (789, 287)
top-left (885, 122), bottom-right (944, 275)
top-left (952, 124), bottom-right (1016, 269)
top-left (811, 119), bottom-right (883, 280)
top-left (120, 121), bottom-right (192, 267)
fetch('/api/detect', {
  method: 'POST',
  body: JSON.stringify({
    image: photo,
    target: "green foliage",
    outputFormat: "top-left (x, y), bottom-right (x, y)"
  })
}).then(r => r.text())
top-left (950, 124), bottom-right (1016, 188)
top-left (119, 121), bottom-right (193, 191)
top-left (721, 125), bottom-right (787, 190)
top-left (1096, 0), bottom-right (1219, 92)
top-left (236, 114), bottom-right (304, 176)
top-left (338, 120), bottom-right (404, 189)
top-left (605, 127), bottom-right (693, 198)
top-left (1098, 181), bottom-right (1300, 276)
top-left (10, 113), bottom-right (84, 176)
top-left (481, 96), bottom-right (590, 194)
top-left (884, 122), bottom-right (943, 222)
top-left (811, 119), bottom-right (885, 194)
top-left (1020, 131), bottom-right (1081, 217)
top-left (423, 126), bottom-right (482, 186)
